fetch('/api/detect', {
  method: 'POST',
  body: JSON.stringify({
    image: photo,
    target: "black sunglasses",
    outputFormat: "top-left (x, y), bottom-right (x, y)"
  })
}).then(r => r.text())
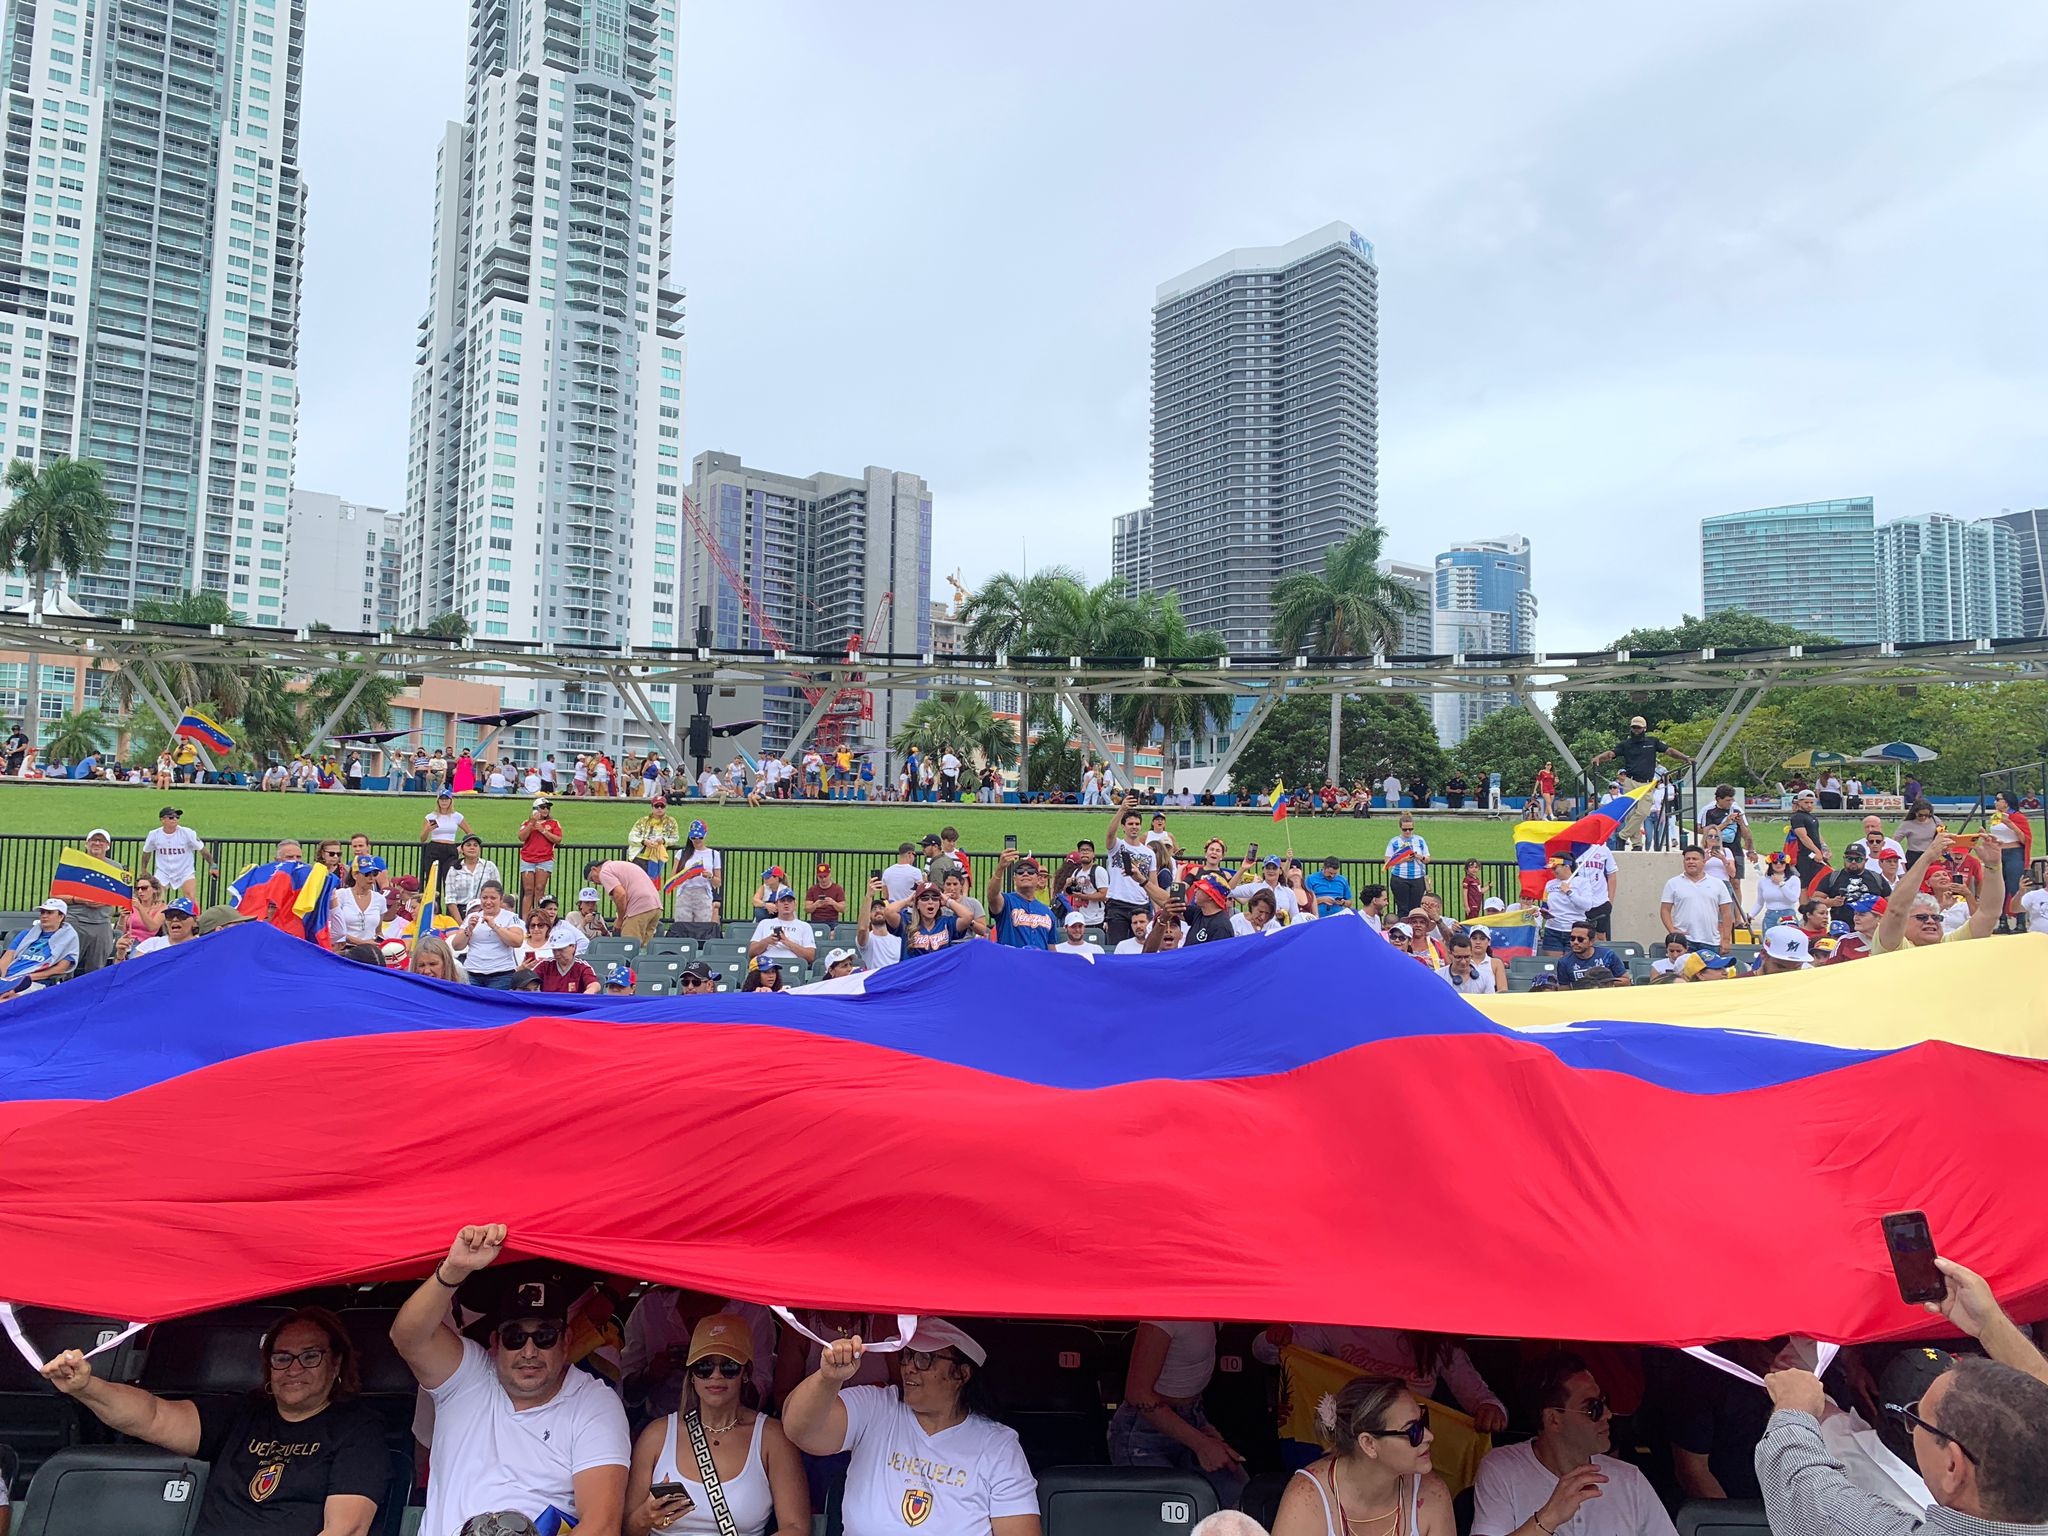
top-left (496, 1323), bottom-right (562, 1351)
top-left (1887, 1400), bottom-right (1977, 1463)
top-left (690, 1358), bottom-right (744, 1379)
top-left (1365, 1404), bottom-right (1430, 1447)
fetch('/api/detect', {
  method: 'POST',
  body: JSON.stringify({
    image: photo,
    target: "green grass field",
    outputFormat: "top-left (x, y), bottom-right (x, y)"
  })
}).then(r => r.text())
top-left (0, 780), bottom-right (1529, 863)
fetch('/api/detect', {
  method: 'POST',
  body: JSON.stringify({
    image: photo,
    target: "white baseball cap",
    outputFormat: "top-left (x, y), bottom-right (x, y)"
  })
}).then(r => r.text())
top-left (1762, 926), bottom-right (1811, 964)
top-left (548, 924), bottom-right (583, 950)
top-left (822, 947), bottom-right (858, 968)
top-left (1482, 896), bottom-right (1506, 914)
top-left (905, 1317), bottom-right (986, 1367)
top-left (1063, 911), bottom-right (1088, 930)
top-left (86, 827), bottom-right (112, 842)
top-left (38, 897), bottom-right (68, 914)
top-left (577, 886), bottom-right (602, 903)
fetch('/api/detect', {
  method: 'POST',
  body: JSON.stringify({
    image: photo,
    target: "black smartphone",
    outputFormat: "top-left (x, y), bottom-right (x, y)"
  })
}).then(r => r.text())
top-left (650, 1481), bottom-right (693, 1504)
top-left (1245, 841), bottom-right (1259, 863)
top-left (1004, 834), bottom-right (1018, 851)
top-left (1882, 1210), bottom-right (1945, 1304)
top-left (870, 870), bottom-right (883, 884)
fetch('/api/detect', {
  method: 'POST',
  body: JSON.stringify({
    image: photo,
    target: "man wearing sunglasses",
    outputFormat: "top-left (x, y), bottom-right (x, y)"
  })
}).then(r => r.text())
top-left (1473, 1351), bottom-right (1675, 1536)
top-left (392, 1224), bottom-right (630, 1536)
top-left (1758, 1257), bottom-right (2048, 1536)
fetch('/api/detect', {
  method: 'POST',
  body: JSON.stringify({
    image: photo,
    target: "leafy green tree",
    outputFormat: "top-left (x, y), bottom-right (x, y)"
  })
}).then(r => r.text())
top-left (301, 656), bottom-right (407, 743)
top-left (960, 565), bottom-right (1087, 798)
top-left (103, 590), bottom-right (253, 726)
top-left (239, 665), bottom-right (307, 767)
top-left (1024, 698), bottom-right (1085, 794)
top-left (1111, 590), bottom-right (1227, 785)
top-left (422, 611), bottom-right (471, 640)
top-left (0, 455), bottom-right (115, 748)
top-left (1270, 525), bottom-right (1424, 781)
top-left (1551, 610), bottom-right (1837, 745)
top-left (44, 707), bottom-right (110, 763)
top-left (1232, 692), bottom-right (1446, 795)
top-left (1453, 706), bottom-right (1556, 795)
top-left (891, 692), bottom-right (1018, 770)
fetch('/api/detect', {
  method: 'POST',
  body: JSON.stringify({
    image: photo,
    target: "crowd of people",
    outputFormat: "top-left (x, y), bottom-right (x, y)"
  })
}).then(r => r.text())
top-left (18, 1223), bottom-right (2048, 1536)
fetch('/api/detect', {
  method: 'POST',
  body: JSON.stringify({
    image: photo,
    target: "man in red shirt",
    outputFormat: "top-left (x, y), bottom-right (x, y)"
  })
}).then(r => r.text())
top-left (515, 796), bottom-right (564, 918)
top-left (533, 926), bottom-right (600, 993)
top-left (805, 861), bottom-right (845, 926)
top-left (586, 858), bottom-right (663, 944)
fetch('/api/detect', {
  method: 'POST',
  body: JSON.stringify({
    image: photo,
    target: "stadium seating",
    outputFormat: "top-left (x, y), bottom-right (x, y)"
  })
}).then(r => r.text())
top-left (1506, 957), bottom-right (1557, 990)
top-left (643, 938), bottom-right (697, 959)
top-left (634, 978), bottom-right (672, 996)
top-left (971, 1321), bottom-right (1116, 1470)
top-left (1676, 1499), bottom-right (1770, 1536)
top-left (583, 937), bottom-right (640, 967)
top-left (1035, 1465), bottom-right (1218, 1535)
top-left (136, 1306), bottom-right (291, 1402)
top-left (0, 1312), bottom-right (137, 1486)
top-left (12, 1446), bottom-right (209, 1536)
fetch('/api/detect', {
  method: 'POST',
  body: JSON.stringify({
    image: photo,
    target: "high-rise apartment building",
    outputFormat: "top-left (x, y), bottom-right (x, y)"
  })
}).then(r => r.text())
top-left (281, 491), bottom-right (397, 632)
top-left (1986, 508), bottom-right (2048, 638)
top-left (1110, 506), bottom-right (1152, 594)
top-left (684, 451), bottom-right (931, 766)
top-left (0, 0), bottom-right (306, 623)
top-left (1147, 223), bottom-right (1378, 653)
top-left (400, 0), bottom-right (686, 758)
top-left (1430, 536), bottom-right (1535, 746)
top-left (1380, 559), bottom-right (1435, 656)
top-left (1875, 514), bottom-right (2020, 643)
top-left (1700, 498), bottom-right (1878, 643)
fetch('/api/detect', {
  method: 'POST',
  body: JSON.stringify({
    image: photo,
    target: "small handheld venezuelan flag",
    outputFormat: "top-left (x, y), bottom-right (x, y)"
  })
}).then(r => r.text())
top-left (51, 847), bottom-right (135, 911)
top-left (173, 711), bottom-right (236, 754)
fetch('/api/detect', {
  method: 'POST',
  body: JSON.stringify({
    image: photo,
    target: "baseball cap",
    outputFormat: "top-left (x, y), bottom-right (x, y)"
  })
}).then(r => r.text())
top-left (822, 947), bottom-right (857, 968)
top-left (1014, 858), bottom-right (1042, 876)
top-left (688, 818), bottom-right (708, 841)
top-left (1878, 847), bottom-right (1902, 862)
top-left (37, 897), bottom-right (67, 914)
top-left (492, 1271), bottom-right (573, 1324)
top-left (1763, 927), bottom-right (1812, 964)
top-left (1387, 921), bottom-right (1412, 939)
top-left (773, 888), bottom-right (796, 902)
top-left (353, 854), bottom-right (386, 876)
top-left (548, 924), bottom-right (582, 950)
top-left (1189, 873), bottom-right (1230, 909)
top-left (765, 865), bottom-right (785, 882)
top-left (159, 805), bottom-right (182, 817)
top-left (1262, 856), bottom-right (1281, 868)
top-left (1482, 896), bottom-right (1506, 913)
top-left (679, 960), bottom-right (713, 983)
top-left (1062, 911), bottom-right (1088, 930)
top-left (395, 874), bottom-right (421, 892)
top-left (686, 1314), bottom-right (754, 1366)
top-left (577, 886), bottom-right (601, 903)
top-left (164, 897), bottom-right (197, 918)
top-left (1846, 842), bottom-right (1869, 859)
top-left (1629, 715), bottom-right (1647, 727)
top-left (1871, 897), bottom-right (1889, 915)
top-left (1681, 951), bottom-right (1735, 979)
top-left (196, 904), bottom-right (252, 935)
top-left (1795, 788), bottom-right (1817, 801)
top-left (816, 861), bottom-right (833, 875)
top-left (86, 826), bottom-right (111, 842)
top-left (530, 795), bottom-right (552, 810)
top-left (755, 956), bottom-right (781, 973)
top-left (604, 962), bottom-right (636, 988)
top-left (920, 833), bottom-right (941, 847)
top-left (905, 1317), bottom-right (986, 1367)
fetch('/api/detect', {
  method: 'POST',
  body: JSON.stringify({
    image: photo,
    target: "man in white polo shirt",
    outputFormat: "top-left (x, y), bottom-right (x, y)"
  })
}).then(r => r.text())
top-left (390, 1225), bottom-right (629, 1536)
top-left (1473, 1351), bottom-right (1676, 1536)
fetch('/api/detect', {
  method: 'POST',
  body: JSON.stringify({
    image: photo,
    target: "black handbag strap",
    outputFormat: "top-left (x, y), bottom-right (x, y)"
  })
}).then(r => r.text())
top-left (682, 1411), bottom-right (739, 1536)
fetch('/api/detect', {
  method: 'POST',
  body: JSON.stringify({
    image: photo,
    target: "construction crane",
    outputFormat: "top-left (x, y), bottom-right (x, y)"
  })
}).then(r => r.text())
top-left (673, 489), bottom-right (879, 756)
top-left (945, 568), bottom-right (970, 615)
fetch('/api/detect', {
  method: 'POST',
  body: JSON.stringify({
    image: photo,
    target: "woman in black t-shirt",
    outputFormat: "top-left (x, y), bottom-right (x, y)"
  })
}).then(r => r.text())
top-left (42, 1305), bottom-right (387, 1536)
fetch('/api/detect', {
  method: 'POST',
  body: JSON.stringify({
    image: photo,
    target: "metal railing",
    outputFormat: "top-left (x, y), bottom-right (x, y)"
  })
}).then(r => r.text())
top-left (0, 833), bottom-right (1530, 922)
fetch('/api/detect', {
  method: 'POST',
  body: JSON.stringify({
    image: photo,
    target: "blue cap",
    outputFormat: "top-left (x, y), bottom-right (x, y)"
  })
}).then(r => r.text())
top-left (603, 962), bottom-right (634, 987)
top-left (756, 955), bottom-right (781, 972)
top-left (164, 896), bottom-right (197, 917)
top-left (353, 855), bottom-right (386, 876)
top-left (1829, 919), bottom-right (1853, 936)
top-left (1849, 898), bottom-right (1879, 914)
top-left (1700, 953), bottom-right (1735, 970)
top-left (772, 888), bottom-right (796, 903)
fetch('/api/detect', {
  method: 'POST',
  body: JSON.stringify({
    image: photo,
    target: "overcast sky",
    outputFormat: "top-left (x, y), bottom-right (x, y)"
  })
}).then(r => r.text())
top-left (295, 1), bottom-right (2048, 650)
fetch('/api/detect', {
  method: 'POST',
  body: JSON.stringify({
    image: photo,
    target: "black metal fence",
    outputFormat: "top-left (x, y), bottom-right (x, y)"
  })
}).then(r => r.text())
top-left (0, 833), bottom-right (1529, 920)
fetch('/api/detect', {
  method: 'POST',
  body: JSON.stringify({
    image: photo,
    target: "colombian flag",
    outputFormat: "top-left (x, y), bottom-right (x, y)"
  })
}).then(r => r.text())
top-left (50, 848), bottom-right (134, 911)
top-left (174, 711), bottom-right (236, 754)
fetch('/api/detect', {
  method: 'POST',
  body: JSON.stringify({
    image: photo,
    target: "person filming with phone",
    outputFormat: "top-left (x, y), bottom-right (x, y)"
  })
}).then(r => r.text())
top-left (1757, 1255), bottom-right (2048, 1536)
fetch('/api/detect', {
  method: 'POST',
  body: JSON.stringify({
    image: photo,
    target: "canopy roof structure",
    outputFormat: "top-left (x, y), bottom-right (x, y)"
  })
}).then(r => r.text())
top-left (2, 919), bottom-right (2044, 1346)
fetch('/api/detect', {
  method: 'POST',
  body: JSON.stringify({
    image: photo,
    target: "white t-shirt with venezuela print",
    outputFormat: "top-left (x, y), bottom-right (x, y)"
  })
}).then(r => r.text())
top-left (836, 1385), bottom-right (1037, 1536)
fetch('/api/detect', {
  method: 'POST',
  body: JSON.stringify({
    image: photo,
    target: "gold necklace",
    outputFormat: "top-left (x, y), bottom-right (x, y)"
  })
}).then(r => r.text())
top-left (700, 1412), bottom-right (742, 1435)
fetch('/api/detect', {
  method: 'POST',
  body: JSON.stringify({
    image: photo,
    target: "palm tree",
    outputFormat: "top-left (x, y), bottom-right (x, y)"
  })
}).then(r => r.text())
top-left (891, 693), bottom-right (1018, 771)
top-left (960, 565), bottom-right (1086, 798)
top-left (422, 611), bottom-right (471, 640)
top-left (0, 455), bottom-right (115, 749)
top-left (302, 655), bottom-right (407, 743)
top-left (1271, 524), bottom-right (1423, 783)
top-left (0, 457), bottom-right (114, 619)
top-left (44, 707), bottom-right (110, 764)
top-left (239, 665), bottom-right (305, 767)
top-left (99, 590), bottom-right (256, 743)
top-left (1113, 591), bottom-right (1227, 787)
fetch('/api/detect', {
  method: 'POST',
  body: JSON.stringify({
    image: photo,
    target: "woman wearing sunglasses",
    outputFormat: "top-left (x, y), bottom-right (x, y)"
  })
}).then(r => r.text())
top-left (1274, 1375), bottom-right (1450, 1536)
top-left (784, 1320), bottom-right (1040, 1535)
top-left (41, 1305), bottom-right (387, 1534)
top-left (626, 1316), bottom-right (808, 1535)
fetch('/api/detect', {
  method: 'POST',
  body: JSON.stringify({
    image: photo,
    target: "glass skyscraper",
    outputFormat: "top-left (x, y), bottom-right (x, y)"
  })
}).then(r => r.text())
top-left (400, 0), bottom-right (686, 758)
top-left (1146, 222), bottom-right (1379, 654)
top-left (1700, 498), bottom-right (1878, 643)
top-left (1431, 536), bottom-right (1535, 746)
top-left (1986, 508), bottom-right (2048, 638)
top-left (1875, 514), bottom-right (2020, 643)
top-left (0, 0), bottom-right (306, 622)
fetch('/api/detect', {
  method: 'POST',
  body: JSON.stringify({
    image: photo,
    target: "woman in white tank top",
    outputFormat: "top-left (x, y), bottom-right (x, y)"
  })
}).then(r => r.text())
top-left (625, 1315), bottom-right (809, 1535)
top-left (1272, 1377), bottom-right (1452, 1536)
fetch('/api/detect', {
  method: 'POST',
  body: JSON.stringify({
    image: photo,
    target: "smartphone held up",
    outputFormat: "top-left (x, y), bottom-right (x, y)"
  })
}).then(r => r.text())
top-left (1882, 1209), bottom-right (1946, 1304)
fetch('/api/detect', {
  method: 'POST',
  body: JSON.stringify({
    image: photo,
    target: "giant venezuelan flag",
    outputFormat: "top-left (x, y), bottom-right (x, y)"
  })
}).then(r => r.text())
top-left (2, 920), bottom-right (2047, 1344)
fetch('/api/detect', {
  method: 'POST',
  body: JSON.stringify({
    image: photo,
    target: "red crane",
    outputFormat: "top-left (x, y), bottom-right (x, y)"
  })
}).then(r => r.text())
top-left (675, 490), bottom-right (878, 755)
